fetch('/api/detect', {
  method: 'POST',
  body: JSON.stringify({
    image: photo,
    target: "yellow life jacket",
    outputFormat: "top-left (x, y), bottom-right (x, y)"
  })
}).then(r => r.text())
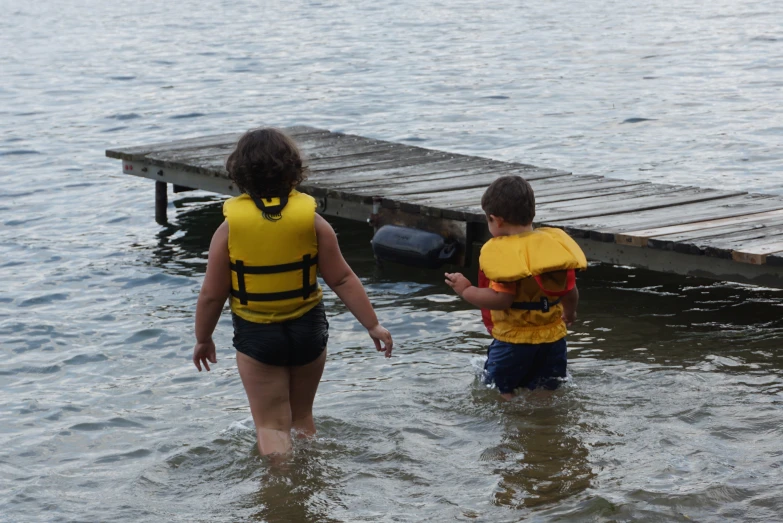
top-left (223, 190), bottom-right (322, 323)
top-left (479, 228), bottom-right (587, 344)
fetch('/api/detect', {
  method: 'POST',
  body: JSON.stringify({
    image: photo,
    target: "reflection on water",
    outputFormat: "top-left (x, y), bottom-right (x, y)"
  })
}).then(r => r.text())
top-left (485, 392), bottom-right (594, 510)
top-left (247, 448), bottom-right (343, 523)
top-left (149, 196), bottom-right (226, 277)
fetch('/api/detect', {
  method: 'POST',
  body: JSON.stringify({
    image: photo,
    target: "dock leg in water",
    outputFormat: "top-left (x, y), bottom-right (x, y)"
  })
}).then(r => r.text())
top-left (155, 181), bottom-right (167, 224)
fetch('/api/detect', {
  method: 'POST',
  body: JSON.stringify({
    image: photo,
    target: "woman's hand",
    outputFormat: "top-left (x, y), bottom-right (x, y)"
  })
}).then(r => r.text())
top-left (368, 324), bottom-right (393, 358)
top-left (192, 221), bottom-right (229, 373)
top-left (193, 339), bottom-right (217, 371)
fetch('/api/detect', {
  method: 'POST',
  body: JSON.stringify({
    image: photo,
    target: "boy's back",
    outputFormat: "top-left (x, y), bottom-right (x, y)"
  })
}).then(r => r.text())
top-left (445, 176), bottom-right (586, 399)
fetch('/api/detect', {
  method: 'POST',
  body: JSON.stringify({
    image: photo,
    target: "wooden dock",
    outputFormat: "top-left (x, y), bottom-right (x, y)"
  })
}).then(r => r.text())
top-left (106, 125), bottom-right (783, 288)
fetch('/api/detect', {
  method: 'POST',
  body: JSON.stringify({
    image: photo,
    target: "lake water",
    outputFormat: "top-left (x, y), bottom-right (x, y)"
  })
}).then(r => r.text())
top-left (2, 0), bottom-right (783, 521)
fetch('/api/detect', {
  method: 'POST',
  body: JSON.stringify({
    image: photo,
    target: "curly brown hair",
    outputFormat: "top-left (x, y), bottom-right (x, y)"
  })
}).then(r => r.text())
top-left (480, 175), bottom-right (536, 225)
top-left (225, 128), bottom-right (308, 199)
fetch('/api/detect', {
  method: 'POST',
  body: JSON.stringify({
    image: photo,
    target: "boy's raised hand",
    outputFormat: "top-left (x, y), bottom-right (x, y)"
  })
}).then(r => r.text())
top-left (444, 272), bottom-right (472, 297)
top-left (368, 324), bottom-right (393, 358)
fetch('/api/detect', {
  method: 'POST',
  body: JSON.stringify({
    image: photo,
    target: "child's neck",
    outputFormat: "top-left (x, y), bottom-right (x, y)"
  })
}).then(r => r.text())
top-left (496, 223), bottom-right (534, 236)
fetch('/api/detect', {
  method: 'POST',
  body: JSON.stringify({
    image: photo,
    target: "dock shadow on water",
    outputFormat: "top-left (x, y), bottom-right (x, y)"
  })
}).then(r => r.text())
top-left (132, 197), bottom-right (783, 522)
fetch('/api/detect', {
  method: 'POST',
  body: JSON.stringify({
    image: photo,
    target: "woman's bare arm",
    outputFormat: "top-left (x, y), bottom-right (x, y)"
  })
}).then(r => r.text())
top-left (193, 221), bottom-right (231, 370)
top-left (315, 214), bottom-right (393, 357)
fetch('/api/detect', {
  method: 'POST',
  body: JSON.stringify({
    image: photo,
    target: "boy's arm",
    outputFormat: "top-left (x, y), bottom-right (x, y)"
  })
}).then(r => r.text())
top-left (445, 272), bottom-right (515, 310)
top-left (559, 284), bottom-right (579, 326)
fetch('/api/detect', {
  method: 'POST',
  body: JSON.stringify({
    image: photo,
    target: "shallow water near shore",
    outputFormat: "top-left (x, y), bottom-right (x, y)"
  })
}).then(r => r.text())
top-left (2, 0), bottom-right (783, 521)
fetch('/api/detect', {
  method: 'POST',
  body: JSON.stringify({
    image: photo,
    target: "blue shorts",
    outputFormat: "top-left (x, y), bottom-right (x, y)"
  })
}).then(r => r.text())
top-left (483, 337), bottom-right (567, 393)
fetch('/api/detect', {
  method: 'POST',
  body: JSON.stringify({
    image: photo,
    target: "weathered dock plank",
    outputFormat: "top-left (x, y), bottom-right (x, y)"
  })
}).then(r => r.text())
top-left (106, 133), bottom-right (241, 161)
top-left (682, 227), bottom-right (783, 258)
top-left (556, 194), bottom-right (783, 239)
top-left (312, 151), bottom-right (456, 175)
top-left (106, 126), bottom-right (327, 161)
top-left (474, 186), bottom-right (746, 224)
top-left (407, 179), bottom-right (654, 211)
top-left (315, 161), bottom-right (521, 187)
top-left (616, 209), bottom-right (783, 247)
top-left (106, 125), bottom-right (783, 288)
top-left (646, 216), bottom-right (783, 253)
top-left (727, 237), bottom-right (783, 263)
top-left (354, 170), bottom-right (570, 198)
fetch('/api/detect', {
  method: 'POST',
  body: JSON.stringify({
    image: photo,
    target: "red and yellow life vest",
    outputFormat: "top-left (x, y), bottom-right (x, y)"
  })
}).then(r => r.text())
top-left (479, 227), bottom-right (587, 344)
top-left (223, 190), bottom-right (323, 323)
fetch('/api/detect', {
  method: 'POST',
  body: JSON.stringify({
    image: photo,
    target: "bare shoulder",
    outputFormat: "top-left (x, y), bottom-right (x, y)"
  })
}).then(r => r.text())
top-left (314, 213), bottom-right (333, 232)
top-left (215, 220), bottom-right (228, 236)
top-left (314, 214), bottom-right (351, 285)
top-left (209, 220), bottom-right (229, 252)
top-left (314, 214), bottom-right (338, 245)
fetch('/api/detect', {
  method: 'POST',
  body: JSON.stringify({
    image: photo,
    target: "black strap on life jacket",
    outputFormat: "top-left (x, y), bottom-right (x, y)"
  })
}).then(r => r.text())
top-left (230, 254), bottom-right (318, 305)
top-left (251, 194), bottom-right (289, 221)
top-left (510, 296), bottom-right (561, 313)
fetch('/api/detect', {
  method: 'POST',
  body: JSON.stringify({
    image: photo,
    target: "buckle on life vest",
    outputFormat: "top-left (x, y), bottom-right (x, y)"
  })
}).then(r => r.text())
top-left (230, 254), bottom-right (318, 304)
top-left (251, 194), bottom-right (289, 221)
top-left (510, 296), bottom-right (561, 312)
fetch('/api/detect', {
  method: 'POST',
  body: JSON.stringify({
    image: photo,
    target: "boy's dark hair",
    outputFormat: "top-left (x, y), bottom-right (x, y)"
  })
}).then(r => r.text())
top-left (225, 128), bottom-right (308, 198)
top-left (481, 175), bottom-right (536, 225)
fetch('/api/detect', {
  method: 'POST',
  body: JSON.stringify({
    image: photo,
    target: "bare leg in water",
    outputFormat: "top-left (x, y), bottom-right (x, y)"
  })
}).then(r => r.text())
top-left (290, 349), bottom-right (326, 438)
top-left (236, 349), bottom-right (326, 455)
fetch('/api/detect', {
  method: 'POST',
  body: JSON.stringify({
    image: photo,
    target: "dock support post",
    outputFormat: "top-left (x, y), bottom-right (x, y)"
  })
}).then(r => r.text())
top-left (368, 196), bottom-right (382, 231)
top-left (155, 181), bottom-right (167, 224)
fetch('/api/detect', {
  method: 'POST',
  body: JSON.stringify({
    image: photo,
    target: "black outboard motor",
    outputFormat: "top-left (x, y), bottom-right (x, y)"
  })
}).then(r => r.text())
top-left (371, 225), bottom-right (457, 269)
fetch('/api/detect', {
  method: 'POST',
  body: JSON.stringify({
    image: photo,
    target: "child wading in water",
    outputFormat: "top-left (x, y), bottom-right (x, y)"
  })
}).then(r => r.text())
top-left (445, 176), bottom-right (586, 399)
top-left (192, 128), bottom-right (393, 455)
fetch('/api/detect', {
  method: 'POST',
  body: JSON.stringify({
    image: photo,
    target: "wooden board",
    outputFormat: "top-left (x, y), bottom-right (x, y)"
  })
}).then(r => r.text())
top-left (107, 126), bottom-right (783, 281)
top-left (405, 178), bottom-right (652, 210)
top-left (539, 186), bottom-right (741, 216)
top-left (105, 125), bottom-right (326, 161)
top-left (308, 149), bottom-right (454, 172)
top-left (661, 224), bottom-right (783, 258)
top-left (615, 208), bottom-right (783, 247)
top-left (550, 194), bottom-right (783, 240)
top-left (353, 170), bottom-right (568, 198)
top-left (733, 246), bottom-right (783, 265)
top-left (455, 186), bottom-right (744, 225)
top-left (646, 216), bottom-right (783, 252)
top-left (403, 175), bottom-right (603, 203)
top-left (309, 159), bottom-right (522, 188)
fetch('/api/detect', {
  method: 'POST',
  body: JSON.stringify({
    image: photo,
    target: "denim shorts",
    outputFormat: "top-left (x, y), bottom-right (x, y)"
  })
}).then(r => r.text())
top-left (232, 301), bottom-right (329, 367)
top-left (483, 337), bottom-right (567, 393)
